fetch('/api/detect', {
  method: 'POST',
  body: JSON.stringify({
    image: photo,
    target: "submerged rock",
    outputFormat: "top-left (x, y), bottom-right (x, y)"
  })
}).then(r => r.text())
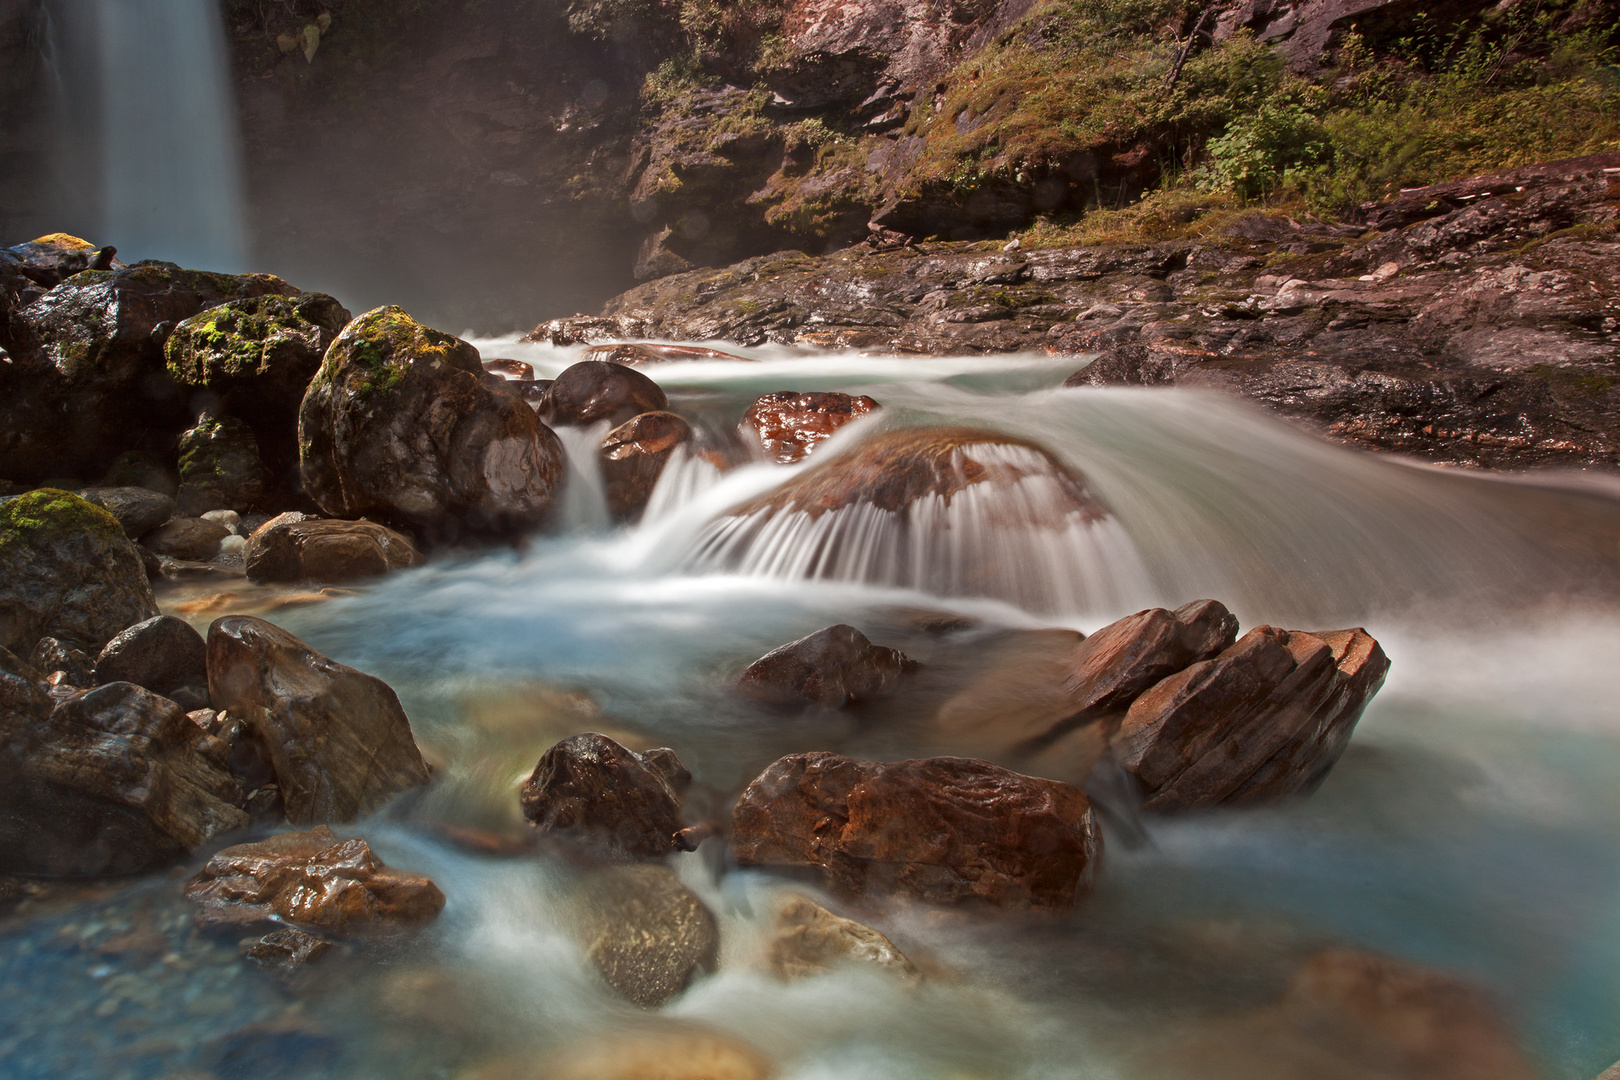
top-left (0, 489), bottom-right (159, 656)
top-left (185, 825), bottom-right (445, 935)
top-left (241, 926), bottom-right (333, 978)
top-left (1114, 625), bottom-right (1390, 811)
top-left (600, 410), bottom-right (692, 522)
top-left (298, 306), bottom-right (565, 542)
top-left (0, 681), bottom-right (248, 876)
top-left (542, 359), bottom-right (668, 428)
top-left (737, 624), bottom-right (912, 709)
top-left (572, 863), bottom-right (719, 1006)
top-left (75, 485), bottom-right (175, 537)
top-left (739, 391), bottom-right (881, 464)
top-left (765, 894), bottom-right (917, 982)
top-left (732, 752), bottom-right (1102, 910)
top-left (95, 615), bottom-right (208, 700)
top-left (176, 413), bottom-right (266, 515)
top-left (244, 514), bottom-right (422, 584)
top-left (205, 615), bottom-right (431, 825)
top-left (519, 732), bottom-right (689, 857)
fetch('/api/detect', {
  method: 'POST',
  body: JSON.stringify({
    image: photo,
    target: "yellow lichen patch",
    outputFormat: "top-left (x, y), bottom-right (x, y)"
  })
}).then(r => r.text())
top-left (29, 233), bottom-right (95, 250)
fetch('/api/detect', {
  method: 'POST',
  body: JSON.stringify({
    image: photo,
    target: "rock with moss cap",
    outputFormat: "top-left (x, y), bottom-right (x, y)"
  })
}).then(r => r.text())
top-left (0, 489), bottom-right (159, 656)
top-left (298, 306), bottom-right (566, 542)
top-left (176, 413), bottom-right (265, 515)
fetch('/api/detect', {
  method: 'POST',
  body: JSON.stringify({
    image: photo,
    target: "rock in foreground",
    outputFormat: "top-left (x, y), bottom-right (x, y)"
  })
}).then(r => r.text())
top-left (205, 616), bottom-right (431, 825)
top-left (737, 624), bottom-right (912, 709)
top-left (571, 863), bottom-right (719, 1007)
top-left (519, 732), bottom-right (689, 857)
top-left (732, 752), bottom-right (1101, 910)
top-left (600, 410), bottom-right (692, 522)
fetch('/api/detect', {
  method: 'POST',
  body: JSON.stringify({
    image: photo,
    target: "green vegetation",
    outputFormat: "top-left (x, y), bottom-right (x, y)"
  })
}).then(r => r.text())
top-left (0, 490), bottom-right (124, 557)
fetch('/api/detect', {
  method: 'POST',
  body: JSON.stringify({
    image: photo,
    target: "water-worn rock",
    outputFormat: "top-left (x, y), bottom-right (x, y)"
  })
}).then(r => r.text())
top-left (95, 615), bottom-right (208, 699)
top-left (142, 516), bottom-right (232, 561)
top-left (581, 342), bottom-right (753, 365)
top-left (0, 681), bottom-right (248, 875)
top-left (298, 306), bottom-right (565, 542)
top-left (481, 358), bottom-right (534, 380)
top-left (737, 624), bottom-right (912, 709)
top-left (29, 636), bottom-right (97, 687)
top-left (765, 894), bottom-right (917, 981)
top-left (732, 752), bottom-right (1102, 909)
top-left (0, 489), bottom-right (159, 656)
top-left (519, 732), bottom-right (689, 857)
top-left (244, 514), bottom-right (422, 584)
top-left (75, 486), bottom-right (175, 537)
top-left (1113, 625), bottom-right (1390, 811)
top-left (572, 863), bottom-right (719, 1006)
top-left (205, 616), bottom-right (431, 825)
top-left (740, 391), bottom-right (882, 464)
top-left (541, 360), bottom-right (668, 428)
top-left (600, 410), bottom-right (692, 522)
top-left (241, 926), bottom-right (333, 978)
top-left (185, 825), bottom-right (445, 935)
top-left (176, 413), bottom-right (266, 515)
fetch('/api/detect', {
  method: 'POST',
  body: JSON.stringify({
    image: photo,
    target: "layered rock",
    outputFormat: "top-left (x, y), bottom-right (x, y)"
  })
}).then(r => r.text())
top-left (740, 391), bottom-right (881, 464)
top-left (205, 616), bottom-right (431, 825)
top-left (94, 615), bottom-right (209, 701)
top-left (737, 624), bottom-right (912, 709)
top-left (600, 411), bottom-right (692, 522)
top-left (732, 752), bottom-right (1102, 909)
top-left (0, 489), bottom-right (158, 656)
top-left (519, 732), bottom-right (689, 858)
top-left (0, 681), bottom-right (247, 876)
top-left (297, 306), bottom-right (565, 542)
top-left (571, 863), bottom-right (719, 1007)
top-left (243, 513), bottom-right (423, 584)
top-left (185, 825), bottom-right (445, 936)
top-left (541, 359), bottom-right (668, 428)
top-left (176, 413), bottom-right (266, 515)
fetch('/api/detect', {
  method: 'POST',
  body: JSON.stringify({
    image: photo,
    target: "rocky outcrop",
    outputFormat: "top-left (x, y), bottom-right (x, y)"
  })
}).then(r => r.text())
top-left (298, 306), bottom-right (566, 542)
top-left (0, 489), bottom-right (159, 656)
top-left (765, 894), bottom-right (918, 981)
top-left (205, 616), bottom-right (431, 825)
top-left (737, 624), bottom-right (912, 709)
top-left (75, 486), bottom-right (175, 538)
top-left (94, 615), bottom-right (209, 701)
top-left (185, 825), bottom-right (445, 936)
top-left (1113, 625), bottom-right (1390, 811)
top-left (600, 411), bottom-right (692, 522)
top-left (740, 391), bottom-right (881, 464)
top-left (176, 413), bottom-right (266, 515)
top-left (0, 680), bottom-right (248, 876)
top-left (571, 863), bottom-right (719, 1007)
top-left (519, 732), bottom-right (690, 857)
top-left (243, 513), bottom-right (423, 584)
top-left (541, 360), bottom-right (669, 428)
top-left (732, 752), bottom-right (1102, 909)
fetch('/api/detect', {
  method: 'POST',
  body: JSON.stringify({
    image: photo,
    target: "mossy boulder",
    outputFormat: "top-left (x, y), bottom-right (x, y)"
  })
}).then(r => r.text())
top-left (176, 413), bottom-right (265, 515)
top-left (0, 489), bottom-right (159, 656)
top-left (298, 306), bottom-right (566, 542)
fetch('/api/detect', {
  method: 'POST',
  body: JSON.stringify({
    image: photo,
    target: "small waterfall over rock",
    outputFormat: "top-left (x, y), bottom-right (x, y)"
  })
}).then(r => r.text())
top-left (45, 0), bottom-right (247, 270)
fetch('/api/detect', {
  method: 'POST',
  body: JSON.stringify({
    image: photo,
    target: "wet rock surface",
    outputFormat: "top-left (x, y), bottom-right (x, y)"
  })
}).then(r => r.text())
top-left (205, 615), bottom-right (431, 825)
top-left (740, 391), bottom-right (882, 464)
top-left (541, 359), bottom-right (669, 428)
top-left (732, 751), bottom-right (1102, 910)
top-left (600, 410), bottom-right (693, 522)
top-left (29, 636), bottom-right (97, 688)
top-left (185, 826), bottom-right (445, 936)
top-left (580, 341), bottom-right (753, 365)
top-left (94, 615), bottom-right (208, 700)
top-left (738, 624), bottom-right (912, 709)
top-left (142, 516), bottom-right (232, 562)
top-left (764, 894), bottom-right (918, 981)
top-left (519, 732), bottom-right (689, 858)
top-left (570, 863), bottom-right (720, 1007)
top-left (74, 486), bottom-right (175, 538)
top-left (243, 513), bottom-right (423, 584)
top-left (297, 306), bottom-right (565, 542)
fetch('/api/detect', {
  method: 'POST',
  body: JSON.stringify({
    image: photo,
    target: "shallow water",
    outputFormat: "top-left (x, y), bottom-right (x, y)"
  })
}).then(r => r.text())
top-left (4, 345), bottom-right (1618, 1079)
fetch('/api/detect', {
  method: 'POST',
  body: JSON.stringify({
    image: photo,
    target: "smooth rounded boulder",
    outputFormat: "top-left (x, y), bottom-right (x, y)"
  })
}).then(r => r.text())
top-left (600, 410), bottom-right (692, 522)
top-left (298, 306), bottom-right (565, 542)
top-left (75, 486), bottom-right (175, 537)
top-left (519, 732), bottom-right (690, 857)
top-left (570, 863), bottom-right (719, 1007)
top-left (95, 615), bottom-right (208, 699)
top-left (740, 391), bottom-right (880, 464)
top-left (542, 360), bottom-right (667, 428)
top-left (244, 513), bottom-right (423, 583)
top-left (205, 615), bottom-right (431, 825)
top-left (0, 489), bottom-right (159, 656)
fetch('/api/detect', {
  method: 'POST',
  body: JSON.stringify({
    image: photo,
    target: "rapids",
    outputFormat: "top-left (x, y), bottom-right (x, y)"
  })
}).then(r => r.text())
top-left (3, 345), bottom-right (1616, 1079)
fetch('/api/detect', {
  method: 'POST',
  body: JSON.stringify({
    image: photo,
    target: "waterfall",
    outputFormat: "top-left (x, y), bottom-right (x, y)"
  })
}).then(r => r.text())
top-left (45, 0), bottom-right (247, 270)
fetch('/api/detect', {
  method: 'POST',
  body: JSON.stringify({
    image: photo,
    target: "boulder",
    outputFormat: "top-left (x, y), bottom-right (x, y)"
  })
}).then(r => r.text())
top-left (205, 616), bottom-right (431, 825)
top-left (185, 825), bottom-right (445, 936)
top-left (142, 516), bottom-right (231, 561)
top-left (737, 624), bottom-right (912, 709)
top-left (541, 360), bottom-right (668, 428)
top-left (600, 410), bottom-right (692, 522)
top-left (765, 894), bottom-right (917, 981)
top-left (75, 486), bottom-right (175, 537)
top-left (4, 234), bottom-right (118, 289)
top-left (176, 413), bottom-right (266, 515)
top-left (244, 514), bottom-right (423, 584)
top-left (740, 391), bottom-right (881, 464)
top-left (731, 752), bottom-right (1102, 909)
top-left (1113, 626), bottom-right (1390, 811)
top-left (581, 342), bottom-right (753, 365)
top-left (519, 732), bottom-right (689, 857)
top-left (572, 863), bottom-right (719, 1006)
top-left (0, 681), bottom-right (248, 876)
top-left (28, 637), bottom-right (97, 688)
top-left (0, 489), bottom-right (159, 656)
top-left (95, 615), bottom-right (208, 699)
top-left (297, 306), bottom-right (565, 542)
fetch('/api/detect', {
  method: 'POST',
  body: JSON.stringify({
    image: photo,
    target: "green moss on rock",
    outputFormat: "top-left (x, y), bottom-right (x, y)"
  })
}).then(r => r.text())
top-left (0, 489), bottom-right (126, 557)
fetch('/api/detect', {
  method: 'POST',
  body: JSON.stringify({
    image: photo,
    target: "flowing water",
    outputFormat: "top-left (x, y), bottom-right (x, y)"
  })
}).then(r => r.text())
top-left (4, 346), bottom-right (1618, 1079)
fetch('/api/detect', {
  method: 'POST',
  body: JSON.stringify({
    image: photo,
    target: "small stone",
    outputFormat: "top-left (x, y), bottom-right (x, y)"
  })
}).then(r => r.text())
top-left (95, 615), bottom-right (208, 698)
top-left (737, 624), bottom-right (911, 709)
top-left (200, 509), bottom-right (241, 534)
top-left (29, 637), bottom-right (96, 688)
top-left (241, 926), bottom-right (333, 977)
top-left (143, 517), bottom-right (231, 561)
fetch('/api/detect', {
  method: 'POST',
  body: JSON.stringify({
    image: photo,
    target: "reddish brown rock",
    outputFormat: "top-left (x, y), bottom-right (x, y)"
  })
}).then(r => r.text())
top-left (142, 516), bottom-right (231, 561)
top-left (481, 358), bottom-right (534, 380)
top-left (541, 360), bottom-right (668, 428)
top-left (737, 624), bottom-right (912, 709)
top-left (740, 391), bottom-right (882, 464)
top-left (519, 732), bottom-right (690, 857)
top-left (600, 410), bottom-right (693, 522)
top-left (185, 825), bottom-right (445, 936)
top-left (582, 342), bottom-right (753, 365)
top-left (1113, 626), bottom-right (1389, 811)
top-left (205, 616), bottom-right (431, 825)
top-left (243, 514), bottom-right (423, 584)
top-left (731, 752), bottom-right (1101, 910)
